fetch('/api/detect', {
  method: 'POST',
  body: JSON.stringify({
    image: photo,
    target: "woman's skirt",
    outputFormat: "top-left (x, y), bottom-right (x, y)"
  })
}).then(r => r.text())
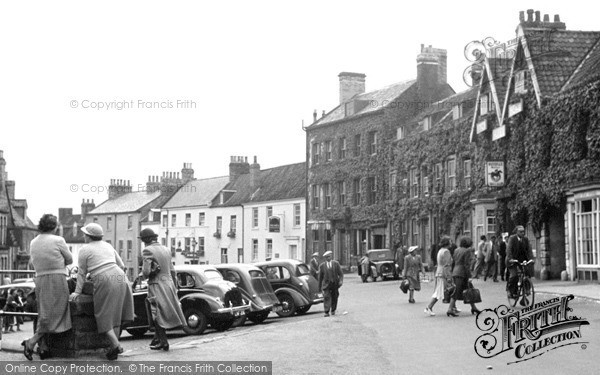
top-left (431, 276), bottom-right (446, 300)
top-left (452, 276), bottom-right (468, 301)
top-left (35, 274), bottom-right (72, 333)
top-left (92, 266), bottom-right (134, 333)
top-left (407, 276), bottom-right (421, 291)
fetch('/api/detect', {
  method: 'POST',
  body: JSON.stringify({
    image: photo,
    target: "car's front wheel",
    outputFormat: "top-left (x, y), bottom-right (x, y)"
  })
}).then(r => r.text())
top-left (183, 307), bottom-right (208, 335)
top-left (295, 305), bottom-right (311, 315)
top-left (211, 319), bottom-right (234, 331)
top-left (276, 293), bottom-right (296, 317)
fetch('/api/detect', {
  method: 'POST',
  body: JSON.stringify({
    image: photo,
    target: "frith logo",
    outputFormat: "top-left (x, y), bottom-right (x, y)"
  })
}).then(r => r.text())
top-left (474, 295), bottom-right (590, 364)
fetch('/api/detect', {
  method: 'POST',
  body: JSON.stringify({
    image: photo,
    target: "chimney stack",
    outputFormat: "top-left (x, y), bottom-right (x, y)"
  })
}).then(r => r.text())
top-left (81, 199), bottom-right (95, 220)
top-left (520, 9), bottom-right (566, 30)
top-left (313, 110), bottom-right (317, 122)
top-left (519, 11), bottom-right (525, 22)
top-left (338, 72), bottom-right (366, 104)
top-left (181, 162), bottom-right (194, 182)
top-left (229, 156), bottom-right (250, 182)
top-left (417, 45), bottom-right (447, 88)
top-left (535, 10), bottom-right (540, 22)
top-left (58, 208), bottom-right (73, 222)
top-left (250, 156), bottom-right (260, 190)
top-left (527, 9), bottom-right (533, 22)
top-left (0, 150), bottom-right (5, 193)
top-left (108, 178), bottom-right (132, 200)
top-left (543, 14), bottom-right (549, 22)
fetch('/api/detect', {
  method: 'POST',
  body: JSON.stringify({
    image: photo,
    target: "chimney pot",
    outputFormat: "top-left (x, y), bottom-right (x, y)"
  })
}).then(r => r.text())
top-left (535, 10), bottom-right (540, 22)
top-left (313, 110), bottom-right (317, 122)
top-left (543, 14), bottom-right (549, 22)
top-left (527, 9), bottom-right (533, 22)
top-left (554, 14), bottom-right (560, 22)
top-left (519, 11), bottom-right (525, 22)
top-left (322, 110), bottom-right (326, 117)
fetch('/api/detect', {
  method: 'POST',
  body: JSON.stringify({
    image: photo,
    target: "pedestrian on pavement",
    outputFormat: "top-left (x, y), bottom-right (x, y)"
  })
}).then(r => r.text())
top-left (309, 252), bottom-right (319, 278)
top-left (447, 236), bottom-right (481, 317)
top-left (484, 236), bottom-right (499, 282)
top-left (72, 223), bottom-right (134, 360)
top-left (2, 289), bottom-right (20, 332)
top-left (318, 250), bottom-right (344, 317)
top-left (506, 226), bottom-right (534, 298)
top-left (139, 228), bottom-right (186, 351)
top-left (498, 235), bottom-right (508, 281)
top-left (424, 236), bottom-right (453, 316)
top-left (359, 252), bottom-right (372, 282)
top-left (473, 236), bottom-right (487, 278)
top-left (22, 214), bottom-right (73, 360)
top-left (403, 246), bottom-right (424, 303)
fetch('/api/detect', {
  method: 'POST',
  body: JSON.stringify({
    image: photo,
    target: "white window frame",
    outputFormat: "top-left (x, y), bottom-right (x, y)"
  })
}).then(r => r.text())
top-left (293, 204), bottom-right (301, 226)
top-left (515, 70), bottom-right (526, 93)
top-left (464, 159), bottom-right (472, 189)
top-left (446, 157), bottom-right (456, 192)
top-left (324, 141), bottom-right (332, 162)
top-left (480, 93), bottom-right (489, 115)
top-left (252, 208), bottom-right (259, 228)
top-left (339, 137), bottom-right (347, 159)
top-left (452, 104), bottom-right (462, 120)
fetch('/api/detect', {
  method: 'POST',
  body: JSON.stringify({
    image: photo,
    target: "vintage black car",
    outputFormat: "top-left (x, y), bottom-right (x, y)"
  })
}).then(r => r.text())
top-left (122, 264), bottom-right (250, 337)
top-left (364, 249), bottom-right (401, 281)
top-left (215, 264), bottom-right (281, 325)
top-left (253, 259), bottom-right (323, 317)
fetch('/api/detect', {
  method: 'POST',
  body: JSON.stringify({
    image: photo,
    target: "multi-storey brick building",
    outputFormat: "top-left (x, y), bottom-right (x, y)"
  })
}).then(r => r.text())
top-left (0, 150), bottom-right (37, 279)
top-left (305, 47), bottom-right (454, 267)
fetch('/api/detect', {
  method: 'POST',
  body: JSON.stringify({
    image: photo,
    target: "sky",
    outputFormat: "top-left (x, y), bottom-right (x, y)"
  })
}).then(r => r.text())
top-left (1, 0), bottom-right (598, 223)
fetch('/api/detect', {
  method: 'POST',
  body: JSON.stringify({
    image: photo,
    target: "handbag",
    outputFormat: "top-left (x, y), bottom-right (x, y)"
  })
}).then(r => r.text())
top-left (463, 281), bottom-right (482, 304)
top-left (399, 279), bottom-right (409, 294)
top-left (443, 283), bottom-right (455, 304)
top-left (143, 257), bottom-right (161, 278)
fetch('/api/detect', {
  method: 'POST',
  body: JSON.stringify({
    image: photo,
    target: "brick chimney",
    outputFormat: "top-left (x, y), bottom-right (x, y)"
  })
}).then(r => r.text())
top-left (181, 162), bottom-right (194, 182)
top-left (158, 171), bottom-right (183, 196)
top-left (108, 179), bottom-right (133, 200)
top-left (417, 44), bottom-right (447, 86)
top-left (338, 72), bottom-right (366, 104)
top-left (229, 156), bottom-right (250, 182)
top-left (146, 175), bottom-right (161, 193)
top-left (519, 9), bottom-right (566, 30)
top-left (250, 156), bottom-right (260, 190)
top-left (81, 199), bottom-right (95, 220)
top-left (58, 208), bottom-right (73, 222)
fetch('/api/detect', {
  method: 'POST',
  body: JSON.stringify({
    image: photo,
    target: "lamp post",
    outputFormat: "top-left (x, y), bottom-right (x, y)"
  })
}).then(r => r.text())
top-left (191, 238), bottom-right (198, 264)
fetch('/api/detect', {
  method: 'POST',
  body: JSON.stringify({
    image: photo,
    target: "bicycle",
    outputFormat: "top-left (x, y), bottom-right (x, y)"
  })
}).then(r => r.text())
top-left (507, 259), bottom-right (535, 308)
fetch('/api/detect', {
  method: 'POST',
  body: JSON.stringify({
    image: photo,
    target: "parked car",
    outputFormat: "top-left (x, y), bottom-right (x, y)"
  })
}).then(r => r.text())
top-left (122, 265), bottom-right (251, 337)
top-left (365, 249), bottom-right (401, 281)
top-left (253, 259), bottom-right (323, 317)
top-left (12, 278), bottom-right (35, 284)
top-left (215, 264), bottom-right (281, 325)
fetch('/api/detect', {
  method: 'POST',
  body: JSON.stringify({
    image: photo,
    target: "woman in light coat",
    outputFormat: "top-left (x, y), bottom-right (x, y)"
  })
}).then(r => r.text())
top-left (403, 246), bottom-right (424, 303)
top-left (424, 236), bottom-right (453, 316)
top-left (72, 223), bottom-right (134, 360)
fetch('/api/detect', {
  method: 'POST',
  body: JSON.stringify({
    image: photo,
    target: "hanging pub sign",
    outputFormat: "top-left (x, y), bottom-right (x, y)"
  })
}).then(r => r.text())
top-left (269, 216), bottom-right (281, 232)
top-left (486, 161), bottom-right (505, 187)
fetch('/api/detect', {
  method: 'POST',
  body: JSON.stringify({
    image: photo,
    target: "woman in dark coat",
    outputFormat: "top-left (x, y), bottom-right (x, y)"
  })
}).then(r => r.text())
top-left (23, 214), bottom-right (73, 360)
top-left (73, 223), bottom-right (134, 360)
top-left (403, 246), bottom-right (424, 303)
top-left (139, 228), bottom-right (186, 351)
top-left (447, 236), bottom-right (481, 316)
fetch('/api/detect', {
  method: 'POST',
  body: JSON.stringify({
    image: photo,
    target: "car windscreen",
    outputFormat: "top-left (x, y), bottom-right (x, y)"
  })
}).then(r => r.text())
top-left (297, 264), bottom-right (310, 276)
top-left (369, 250), bottom-right (393, 260)
top-left (204, 269), bottom-right (224, 281)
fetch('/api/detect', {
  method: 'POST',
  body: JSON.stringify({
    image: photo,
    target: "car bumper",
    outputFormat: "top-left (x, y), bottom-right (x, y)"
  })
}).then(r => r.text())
top-left (216, 301), bottom-right (252, 317)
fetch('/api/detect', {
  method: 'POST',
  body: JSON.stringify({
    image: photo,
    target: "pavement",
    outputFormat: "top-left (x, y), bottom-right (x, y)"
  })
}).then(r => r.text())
top-left (0, 276), bottom-right (598, 357)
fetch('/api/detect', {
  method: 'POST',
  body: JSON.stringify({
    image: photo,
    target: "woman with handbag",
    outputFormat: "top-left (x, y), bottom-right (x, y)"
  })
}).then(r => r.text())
top-left (403, 246), bottom-right (424, 303)
top-left (447, 236), bottom-right (481, 317)
top-left (424, 236), bottom-right (453, 316)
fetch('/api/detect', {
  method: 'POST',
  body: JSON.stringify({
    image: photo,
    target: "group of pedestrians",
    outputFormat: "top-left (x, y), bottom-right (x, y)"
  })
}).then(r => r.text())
top-left (2, 288), bottom-right (25, 332)
top-left (472, 235), bottom-right (507, 282)
top-left (21, 214), bottom-right (185, 361)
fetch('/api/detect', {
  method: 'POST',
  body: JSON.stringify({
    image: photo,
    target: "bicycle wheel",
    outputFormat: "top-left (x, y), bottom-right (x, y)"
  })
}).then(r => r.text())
top-left (507, 287), bottom-right (519, 307)
top-left (520, 279), bottom-right (535, 308)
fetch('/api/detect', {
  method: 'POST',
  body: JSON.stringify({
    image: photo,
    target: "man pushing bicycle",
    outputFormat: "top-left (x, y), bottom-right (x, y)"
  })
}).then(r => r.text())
top-left (506, 225), bottom-right (534, 299)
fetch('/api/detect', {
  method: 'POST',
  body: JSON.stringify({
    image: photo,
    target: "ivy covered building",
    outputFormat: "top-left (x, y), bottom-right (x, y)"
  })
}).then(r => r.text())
top-left (467, 9), bottom-right (600, 281)
top-left (305, 46), bottom-right (454, 267)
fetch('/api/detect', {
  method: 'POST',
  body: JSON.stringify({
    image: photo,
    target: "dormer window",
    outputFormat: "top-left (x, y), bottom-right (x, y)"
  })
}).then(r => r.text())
top-left (452, 104), bottom-right (463, 120)
top-left (515, 70), bottom-right (527, 93)
top-left (480, 93), bottom-right (489, 115)
top-left (420, 116), bottom-right (432, 131)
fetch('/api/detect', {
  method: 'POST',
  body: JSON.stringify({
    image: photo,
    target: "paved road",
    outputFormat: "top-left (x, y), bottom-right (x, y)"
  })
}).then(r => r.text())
top-left (2, 274), bottom-right (598, 375)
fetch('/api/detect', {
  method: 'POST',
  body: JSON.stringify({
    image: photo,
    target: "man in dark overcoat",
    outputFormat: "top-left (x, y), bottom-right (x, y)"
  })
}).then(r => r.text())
top-left (506, 226), bottom-right (534, 297)
top-left (318, 250), bottom-right (344, 317)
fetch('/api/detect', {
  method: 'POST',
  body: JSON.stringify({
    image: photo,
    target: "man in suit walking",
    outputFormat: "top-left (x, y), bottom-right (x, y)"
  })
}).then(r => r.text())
top-left (506, 225), bottom-right (534, 298)
top-left (318, 250), bottom-right (344, 317)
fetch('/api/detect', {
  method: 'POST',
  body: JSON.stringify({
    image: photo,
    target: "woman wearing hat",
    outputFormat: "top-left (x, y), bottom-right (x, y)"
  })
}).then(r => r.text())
top-left (424, 236), bottom-right (453, 316)
top-left (22, 214), bottom-right (73, 360)
top-left (72, 223), bottom-right (134, 360)
top-left (402, 246), bottom-right (424, 303)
